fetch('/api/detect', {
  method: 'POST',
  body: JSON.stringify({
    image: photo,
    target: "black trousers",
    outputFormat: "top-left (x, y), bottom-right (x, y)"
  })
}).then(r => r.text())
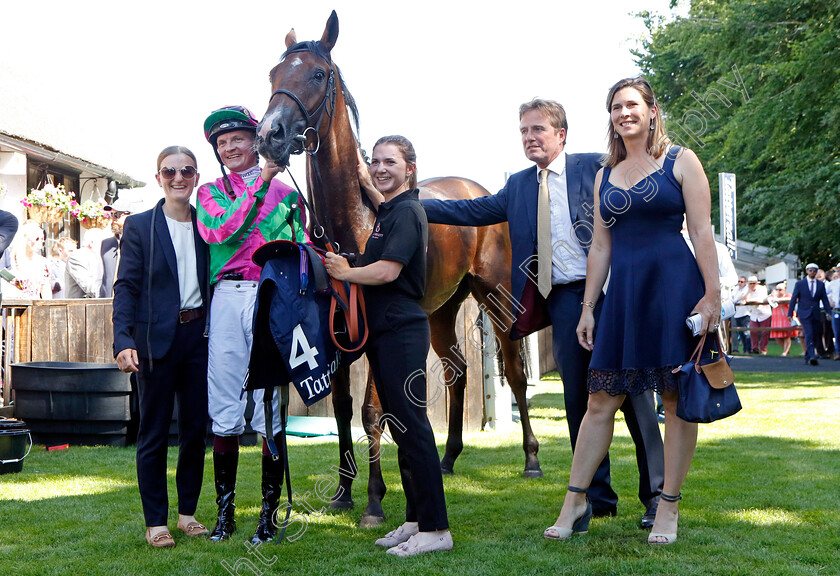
top-left (136, 319), bottom-right (209, 526)
top-left (366, 303), bottom-right (449, 531)
top-left (547, 281), bottom-right (664, 512)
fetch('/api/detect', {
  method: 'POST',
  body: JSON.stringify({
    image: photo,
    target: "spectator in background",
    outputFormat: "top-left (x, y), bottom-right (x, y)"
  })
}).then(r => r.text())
top-left (66, 227), bottom-right (109, 298)
top-left (49, 237), bottom-right (77, 299)
top-left (768, 282), bottom-right (794, 356)
top-left (746, 275), bottom-right (772, 354)
top-left (100, 197), bottom-right (133, 298)
top-left (0, 210), bottom-right (19, 306)
top-left (816, 268), bottom-right (834, 358)
top-left (10, 220), bottom-right (51, 299)
top-left (789, 263), bottom-right (832, 366)
top-left (731, 276), bottom-right (752, 354)
top-left (826, 269), bottom-right (840, 360)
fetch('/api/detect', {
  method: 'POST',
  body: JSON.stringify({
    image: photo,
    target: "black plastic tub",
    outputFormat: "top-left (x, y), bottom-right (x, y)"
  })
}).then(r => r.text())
top-left (11, 362), bottom-right (132, 447)
top-left (0, 418), bottom-right (31, 474)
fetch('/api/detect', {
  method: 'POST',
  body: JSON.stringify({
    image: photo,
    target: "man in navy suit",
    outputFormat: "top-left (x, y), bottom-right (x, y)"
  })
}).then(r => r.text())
top-left (789, 262), bottom-right (832, 365)
top-left (421, 99), bottom-right (664, 527)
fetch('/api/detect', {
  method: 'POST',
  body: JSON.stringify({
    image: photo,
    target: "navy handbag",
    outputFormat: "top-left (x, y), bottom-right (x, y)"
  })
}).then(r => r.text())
top-left (673, 331), bottom-right (741, 423)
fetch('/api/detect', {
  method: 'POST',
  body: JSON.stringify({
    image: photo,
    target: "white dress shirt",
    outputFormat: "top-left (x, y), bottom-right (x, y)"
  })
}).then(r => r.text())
top-left (542, 153), bottom-right (587, 285)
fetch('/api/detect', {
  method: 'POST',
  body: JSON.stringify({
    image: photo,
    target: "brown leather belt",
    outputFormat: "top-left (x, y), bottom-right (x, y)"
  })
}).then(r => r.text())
top-left (179, 307), bottom-right (205, 324)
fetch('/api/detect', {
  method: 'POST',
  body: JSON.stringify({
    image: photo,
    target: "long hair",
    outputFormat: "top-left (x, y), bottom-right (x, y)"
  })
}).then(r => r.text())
top-left (373, 135), bottom-right (418, 190)
top-left (604, 77), bottom-right (669, 167)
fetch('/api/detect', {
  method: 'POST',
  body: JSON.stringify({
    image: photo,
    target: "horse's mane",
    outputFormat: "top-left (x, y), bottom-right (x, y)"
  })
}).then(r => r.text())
top-left (280, 41), bottom-right (360, 139)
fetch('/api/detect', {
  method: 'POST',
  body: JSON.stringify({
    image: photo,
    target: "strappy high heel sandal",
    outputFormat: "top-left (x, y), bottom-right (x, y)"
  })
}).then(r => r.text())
top-left (544, 486), bottom-right (593, 540)
top-left (648, 492), bottom-right (682, 545)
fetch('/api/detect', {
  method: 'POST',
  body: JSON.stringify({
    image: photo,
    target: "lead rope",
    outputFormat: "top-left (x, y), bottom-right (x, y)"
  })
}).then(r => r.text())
top-left (283, 168), bottom-right (368, 353)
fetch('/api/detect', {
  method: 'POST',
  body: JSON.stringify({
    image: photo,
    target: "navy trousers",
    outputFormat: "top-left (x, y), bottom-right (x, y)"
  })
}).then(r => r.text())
top-left (136, 319), bottom-right (209, 526)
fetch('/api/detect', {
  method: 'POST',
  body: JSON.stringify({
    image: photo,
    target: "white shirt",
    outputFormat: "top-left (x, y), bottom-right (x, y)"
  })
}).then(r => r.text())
top-left (165, 215), bottom-right (203, 310)
top-left (827, 279), bottom-right (840, 308)
top-left (542, 153), bottom-right (587, 284)
top-left (747, 284), bottom-right (772, 322)
top-left (731, 283), bottom-right (751, 318)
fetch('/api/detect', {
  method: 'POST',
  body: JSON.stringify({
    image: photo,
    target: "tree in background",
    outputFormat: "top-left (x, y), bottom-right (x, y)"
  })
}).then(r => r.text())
top-left (635, 0), bottom-right (839, 266)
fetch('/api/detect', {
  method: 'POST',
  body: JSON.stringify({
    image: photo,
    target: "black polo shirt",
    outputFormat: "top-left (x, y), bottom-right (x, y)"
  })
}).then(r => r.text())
top-left (358, 189), bottom-right (428, 302)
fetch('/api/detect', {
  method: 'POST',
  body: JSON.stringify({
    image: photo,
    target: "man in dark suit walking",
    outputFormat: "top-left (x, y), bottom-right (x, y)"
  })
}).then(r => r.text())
top-left (421, 98), bottom-right (664, 527)
top-left (789, 262), bottom-right (832, 366)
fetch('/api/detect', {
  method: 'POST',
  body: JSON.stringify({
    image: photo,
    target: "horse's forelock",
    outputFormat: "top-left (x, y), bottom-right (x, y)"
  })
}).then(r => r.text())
top-left (280, 40), bottom-right (331, 64)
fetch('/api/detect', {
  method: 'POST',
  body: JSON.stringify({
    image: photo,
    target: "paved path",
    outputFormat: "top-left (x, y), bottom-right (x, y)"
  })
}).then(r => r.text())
top-left (730, 354), bottom-right (840, 373)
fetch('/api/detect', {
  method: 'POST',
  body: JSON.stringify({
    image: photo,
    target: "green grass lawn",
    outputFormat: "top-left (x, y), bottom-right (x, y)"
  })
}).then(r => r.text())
top-left (1, 372), bottom-right (838, 576)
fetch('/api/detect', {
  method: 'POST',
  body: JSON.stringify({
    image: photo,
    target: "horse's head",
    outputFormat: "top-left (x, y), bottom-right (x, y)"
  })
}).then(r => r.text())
top-left (257, 11), bottom-right (339, 168)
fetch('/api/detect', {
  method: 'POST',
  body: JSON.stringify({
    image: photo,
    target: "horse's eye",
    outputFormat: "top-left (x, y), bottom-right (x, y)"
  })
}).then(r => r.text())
top-left (313, 69), bottom-right (325, 81)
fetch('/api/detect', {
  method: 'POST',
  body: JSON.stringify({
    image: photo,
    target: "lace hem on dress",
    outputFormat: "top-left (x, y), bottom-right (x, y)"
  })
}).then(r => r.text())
top-left (587, 365), bottom-right (681, 396)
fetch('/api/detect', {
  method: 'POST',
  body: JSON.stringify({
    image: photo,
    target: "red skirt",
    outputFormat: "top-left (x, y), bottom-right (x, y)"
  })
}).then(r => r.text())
top-left (770, 304), bottom-right (797, 339)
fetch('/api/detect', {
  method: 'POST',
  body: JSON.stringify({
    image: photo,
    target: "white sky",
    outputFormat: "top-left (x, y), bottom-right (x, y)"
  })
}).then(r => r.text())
top-left (1, 0), bottom-right (686, 210)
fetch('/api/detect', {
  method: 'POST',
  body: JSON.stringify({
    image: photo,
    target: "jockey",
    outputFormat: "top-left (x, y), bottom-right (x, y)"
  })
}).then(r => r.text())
top-left (197, 105), bottom-right (305, 544)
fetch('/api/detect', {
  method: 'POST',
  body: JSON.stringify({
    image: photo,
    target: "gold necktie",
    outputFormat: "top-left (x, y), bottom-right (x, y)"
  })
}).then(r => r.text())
top-left (537, 168), bottom-right (551, 298)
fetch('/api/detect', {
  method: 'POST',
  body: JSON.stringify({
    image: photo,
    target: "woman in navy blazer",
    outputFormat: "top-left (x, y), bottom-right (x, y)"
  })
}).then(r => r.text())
top-left (113, 146), bottom-right (210, 548)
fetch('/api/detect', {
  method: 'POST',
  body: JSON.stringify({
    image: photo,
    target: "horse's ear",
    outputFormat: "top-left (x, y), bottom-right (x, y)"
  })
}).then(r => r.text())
top-left (285, 28), bottom-right (297, 49)
top-left (320, 10), bottom-right (339, 53)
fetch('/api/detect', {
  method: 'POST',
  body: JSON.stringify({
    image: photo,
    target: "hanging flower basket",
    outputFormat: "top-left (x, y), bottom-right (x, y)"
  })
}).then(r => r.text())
top-left (27, 205), bottom-right (66, 224)
top-left (74, 198), bottom-right (110, 229)
top-left (21, 184), bottom-right (76, 224)
top-left (79, 215), bottom-right (110, 229)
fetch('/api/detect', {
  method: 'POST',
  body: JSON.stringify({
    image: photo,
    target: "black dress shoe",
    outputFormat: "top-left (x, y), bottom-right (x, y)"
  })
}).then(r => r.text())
top-left (640, 500), bottom-right (659, 530)
top-left (592, 506), bottom-right (617, 518)
top-left (810, 358), bottom-right (819, 366)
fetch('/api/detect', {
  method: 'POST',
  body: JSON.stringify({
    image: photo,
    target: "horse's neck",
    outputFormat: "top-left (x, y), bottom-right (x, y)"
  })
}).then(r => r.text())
top-left (308, 93), bottom-right (374, 255)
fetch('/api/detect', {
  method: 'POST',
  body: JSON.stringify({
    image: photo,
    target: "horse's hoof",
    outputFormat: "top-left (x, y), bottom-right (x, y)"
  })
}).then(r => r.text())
top-left (523, 468), bottom-right (543, 479)
top-left (328, 499), bottom-right (355, 511)
top-left (359, 514), bottom-right (386, 528)
top-left (440, 465), bottom-right (454, 475)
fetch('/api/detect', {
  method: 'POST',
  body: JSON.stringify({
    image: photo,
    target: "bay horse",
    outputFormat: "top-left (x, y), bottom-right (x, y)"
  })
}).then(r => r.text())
top-left (256, 11), bottom-right (540, 527)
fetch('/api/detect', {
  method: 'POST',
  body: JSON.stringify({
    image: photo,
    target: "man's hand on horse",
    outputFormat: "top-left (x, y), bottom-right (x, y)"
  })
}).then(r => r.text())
top-left (261, 160), bottom-right (283, 182)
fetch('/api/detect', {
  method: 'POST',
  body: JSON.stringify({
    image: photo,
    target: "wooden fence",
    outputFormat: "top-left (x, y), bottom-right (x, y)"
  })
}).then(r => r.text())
top-left (1, 297), bottom-right (486, 432)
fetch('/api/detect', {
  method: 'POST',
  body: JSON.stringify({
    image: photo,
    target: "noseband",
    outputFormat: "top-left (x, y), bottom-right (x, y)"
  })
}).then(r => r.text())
top-left (269, 42), bottom-right (336, 156)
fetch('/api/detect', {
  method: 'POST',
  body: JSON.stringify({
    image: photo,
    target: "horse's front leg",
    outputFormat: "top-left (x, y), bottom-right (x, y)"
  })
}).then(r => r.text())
top-left (329, 365), bottom-right (356, 510)
top-left (359, 370), bottom-right (386, 527)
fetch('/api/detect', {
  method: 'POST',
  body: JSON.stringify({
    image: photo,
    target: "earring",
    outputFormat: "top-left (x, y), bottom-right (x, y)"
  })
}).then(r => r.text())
top-left (613, 133), bottom-right (619, 139)
top-left (650, 119), bottom-right (655, 130)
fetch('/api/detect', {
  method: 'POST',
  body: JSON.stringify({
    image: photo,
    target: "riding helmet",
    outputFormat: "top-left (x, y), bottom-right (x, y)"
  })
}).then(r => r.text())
top-left (203, 105), bottom-right (259, 144)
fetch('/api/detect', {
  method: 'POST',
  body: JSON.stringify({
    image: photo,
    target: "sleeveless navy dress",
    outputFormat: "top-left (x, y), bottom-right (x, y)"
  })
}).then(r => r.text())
top-left (588, 146), bottom-right (705, 396)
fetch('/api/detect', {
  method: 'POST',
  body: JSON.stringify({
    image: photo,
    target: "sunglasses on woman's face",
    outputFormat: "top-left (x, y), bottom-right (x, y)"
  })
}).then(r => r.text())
top-left (159, 166), bottom-right (197, 180)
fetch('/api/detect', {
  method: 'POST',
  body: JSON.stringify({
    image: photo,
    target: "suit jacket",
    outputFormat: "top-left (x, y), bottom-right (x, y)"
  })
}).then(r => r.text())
top-left (0, 211), bottom-right (19, 306)
top-left (112, 199), bottom-right (209, 360)
top-left (421, 152), bottom-right (602, 322)
top-left (789, 277), bottom-right (831, 321)
top-left (100, 235), bottom-right (119, 297)
top-left (65, 248), bottom-right (103, 298)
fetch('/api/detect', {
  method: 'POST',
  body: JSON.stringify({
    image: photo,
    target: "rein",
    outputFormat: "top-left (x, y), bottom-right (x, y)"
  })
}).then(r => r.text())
top-left (285, 168), bottom-right (367, 355)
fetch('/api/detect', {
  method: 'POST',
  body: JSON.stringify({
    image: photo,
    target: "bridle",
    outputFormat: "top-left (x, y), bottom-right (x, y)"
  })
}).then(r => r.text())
top-left (268, 42), bottom-right (336, 156)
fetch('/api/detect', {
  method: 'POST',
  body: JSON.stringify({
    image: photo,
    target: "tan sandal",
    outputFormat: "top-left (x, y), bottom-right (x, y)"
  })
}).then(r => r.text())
top-left (648, 492), bottom-right (681, 545)
top-left (178, 521), bottom-right (209, 537)
top-left (145, 528), bottom-right (176, 548)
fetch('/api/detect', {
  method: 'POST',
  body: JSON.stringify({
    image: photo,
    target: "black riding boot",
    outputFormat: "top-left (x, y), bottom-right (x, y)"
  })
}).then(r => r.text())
top-left (209, 451), bottom-right (238, 542)
top-left (251, 448), bottom-right (285, 544)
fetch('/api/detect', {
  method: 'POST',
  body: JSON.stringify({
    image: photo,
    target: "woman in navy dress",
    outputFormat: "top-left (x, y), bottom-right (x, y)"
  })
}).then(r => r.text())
top-left (544, 77), bottom-right (720, 545)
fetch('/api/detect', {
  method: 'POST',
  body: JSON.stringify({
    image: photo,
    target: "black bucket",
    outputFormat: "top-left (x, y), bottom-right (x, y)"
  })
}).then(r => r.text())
top-left (0, 418), bottom-right (32, 474)
top-left (11, 362), bottom-right (132, 447)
